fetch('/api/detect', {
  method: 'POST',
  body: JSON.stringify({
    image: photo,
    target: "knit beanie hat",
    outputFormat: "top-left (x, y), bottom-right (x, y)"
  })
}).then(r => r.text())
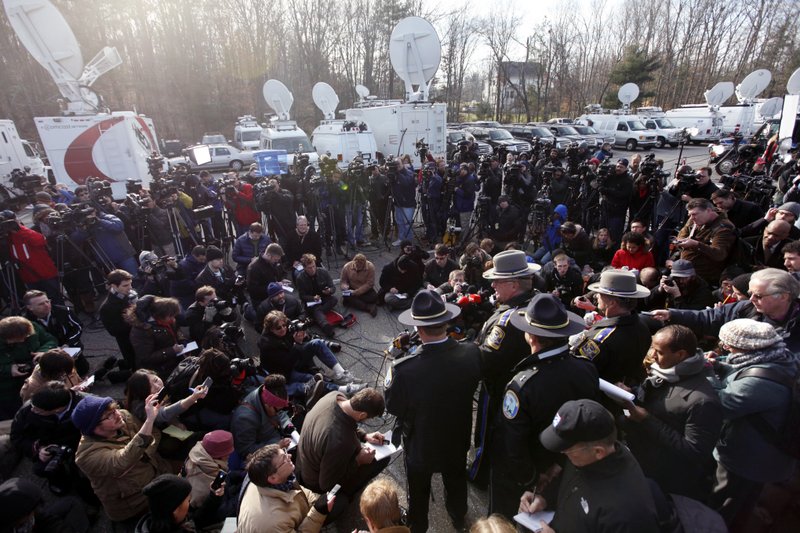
top-left (719, 319), bottom-right (782, 351)
top-left (205, 246), bottom-right (225, 262)
top-left (201, 430), bottom-right (235, 459)
top-left (730, 273), bottom-right (752, 297)
top-left (70, 395), bottom-right (114, 436)
top-left (779, 202), bottom-right (800, 218)
top-left (267, 282), bottom-right (285, 299)
top-left (142, 475), bottom-right (192, 518)
top-left (0, 478), bottom-right (42, 523)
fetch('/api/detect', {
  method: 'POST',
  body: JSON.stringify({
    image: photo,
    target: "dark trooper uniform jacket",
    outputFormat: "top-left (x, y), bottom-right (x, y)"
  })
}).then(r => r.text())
top-left (572, 312), bottom-right (651, 385)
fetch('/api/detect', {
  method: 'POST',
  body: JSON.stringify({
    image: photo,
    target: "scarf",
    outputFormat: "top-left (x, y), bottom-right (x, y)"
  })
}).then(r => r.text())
top-left (268, 474), bottom-right (297, 493)
top-left (645, 352), bottom-right (705, 388)
top-left (726, 341), bottom-right (793, 370)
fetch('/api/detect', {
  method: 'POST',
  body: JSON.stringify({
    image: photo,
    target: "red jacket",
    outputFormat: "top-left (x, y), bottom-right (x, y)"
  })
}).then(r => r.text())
top-left (8, 225), bottom-right (58, 282)
top-left (226, 184), bottom-right (260, 227)
top-left (611, 248), bottom-right (655, 271)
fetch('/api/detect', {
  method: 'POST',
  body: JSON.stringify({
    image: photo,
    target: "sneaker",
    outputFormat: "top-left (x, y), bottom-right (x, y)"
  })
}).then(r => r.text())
top-left (107, 369), bottom-right (133, 384)
top-left (93, 368), bottom-right (109, 381)
top-left (331, 369), bottom-right (361, 385)
top-left (306, 379), bottom-right (328, 410)
top-left (342, 382), bottom-right (367, 395)
top-left (102, 356), bottom-right (119, 370)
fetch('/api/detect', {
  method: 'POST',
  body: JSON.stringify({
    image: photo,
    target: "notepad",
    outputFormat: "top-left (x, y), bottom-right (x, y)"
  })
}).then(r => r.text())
top-left (72, 375), bottom-right (94, 391)
top-left (287, 430), bottom-right (301, 450)
top-left (282, 285), bottom-right (294, 293)
top-left (513, 511), bottom-right (555, 532)
top-left (63, 347), bottom-right (81, 358)
top-left (365, 430), bottom-right (403, 461)
top-left (307, 300), bottom-right (321, 307)
top-left (163, 425), bottom-right (194, 441)
top-left (179, 342), bottom-right (199, 356)
top-left (599, 378), bottom-right (635, 403)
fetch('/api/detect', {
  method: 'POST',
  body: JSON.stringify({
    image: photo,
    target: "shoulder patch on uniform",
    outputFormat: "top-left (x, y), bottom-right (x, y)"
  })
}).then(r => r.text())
top-left (579, 340), bottom-right (601, 360)
top-left (498, 309), bottom-right (515, 327)
top-left (502, 390), bottom-right (520, 419)
top-left (486, 326), bottom-right (506, 350)
top-left (592, 327), bottom-right (616, 344)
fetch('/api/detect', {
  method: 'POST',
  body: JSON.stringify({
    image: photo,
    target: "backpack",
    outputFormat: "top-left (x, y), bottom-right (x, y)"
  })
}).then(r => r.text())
top-left (734, 366), bottom-right (800, 459)
top-left (164, 355), bottom-right (200, 403)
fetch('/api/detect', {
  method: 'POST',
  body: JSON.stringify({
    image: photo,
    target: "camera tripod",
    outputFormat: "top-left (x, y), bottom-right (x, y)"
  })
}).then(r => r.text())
top-left (53, 232), bottom-right (115, 306)
top-left (0, 257), bottom-right (22, 313)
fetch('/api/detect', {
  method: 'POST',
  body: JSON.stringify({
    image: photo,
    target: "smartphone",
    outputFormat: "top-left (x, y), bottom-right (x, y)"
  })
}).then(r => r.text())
top-left (201, 376), bottom-right (213, 390)
top-left (211, 470), bottom-right (227, 491)
top-left (327, 483), bottom-right (341, 503)
top-left (156, 387), bottom-right (169, 403)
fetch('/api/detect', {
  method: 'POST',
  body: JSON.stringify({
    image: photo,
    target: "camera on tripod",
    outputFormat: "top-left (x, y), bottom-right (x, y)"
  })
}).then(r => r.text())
top-left (9, 168), bottom-right (43, 200)
top-left (43, 444), bottom-right (73, 474)
top-left (147, 152), bottom-right (165, 179)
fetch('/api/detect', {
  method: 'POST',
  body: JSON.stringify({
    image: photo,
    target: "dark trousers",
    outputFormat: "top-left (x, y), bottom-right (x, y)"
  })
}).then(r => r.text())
top-left (306, 295), bottom-right (337, 326)
top-left (114, 334), bottom-right (137, 369)
top-left (343, 289), bottom-right (378, 311)
top-left (406, 457), bottom-right (468, 533)
top-left (489, 464), bottom-right (524, 521)
top-left (709, 462), bottom-right (765, 529)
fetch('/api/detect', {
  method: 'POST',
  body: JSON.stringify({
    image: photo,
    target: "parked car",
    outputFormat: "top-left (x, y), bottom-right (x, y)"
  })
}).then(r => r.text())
top-left (169, 143), bottom-right (255, 171)
top-left (543, 124), bottom-right (586, 145)
top-left (546, 117), bottom-right (574, 124)
top-left (570, 124), bottom-right (614, 148)
top-left (160, 139), bottom-right (186, 158)
top-left (447, 129), bottom-right (492, 160)
top-left (502, 124), bottom-right (570, 153)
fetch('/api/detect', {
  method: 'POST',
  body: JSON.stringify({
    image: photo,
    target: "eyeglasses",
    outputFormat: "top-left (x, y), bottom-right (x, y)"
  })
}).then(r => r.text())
top-left (561, 444), bottom-right (591, 456)
top-left (749, 292), bottom-right (780, 301)
top-left (100, 407), bottom-right (119, 422)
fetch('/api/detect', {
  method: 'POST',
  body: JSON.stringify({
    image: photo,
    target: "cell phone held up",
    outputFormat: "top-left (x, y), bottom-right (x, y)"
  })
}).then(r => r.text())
top-left (211, 470), bottom-right (227, 491)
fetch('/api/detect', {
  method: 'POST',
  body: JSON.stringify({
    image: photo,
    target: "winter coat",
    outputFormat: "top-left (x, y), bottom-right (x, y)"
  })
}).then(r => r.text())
top-left (237, 482), bottom-right (325, 533)
top-left (0, 322), bottom-right (58, 404)
top-left (24, 304), bottom-right (83, 348)
top-left (246, 256), bottom-right (286, 306)
top-left (453, 172), bottom-right (477, 213)
top-left (232, 233), bottom-right (270, 272)
top-left (185, 441), bottom-right (228, 508)
top-left (669, 299), bottom-right (800, 353)
top-left (171, 254), bottom-right (206, 303)
top-left (230, 385), bottom-right (290, 458)
top-left (195, 264), bottom-right (237, 301)
top-left (711, 350), bottom-right (798, 482)
top-left (295, 268), bottom-right (336, 304)
top-left (539, 204), bottom-right (568, 252)
top-left (255, 293), bottom-right (304, 333)
top-left (226, 184), bottom-right (260, 227)
top-left (340, 260), bottom-right (376, 294)
top-left (284, 230), bottom-right (323, 267)
top-left (378, 260), bottom-right (423, 298)
top-left (676, 214), bottom-right (737, 284)
top-left (610, 247), bottom-right (655, 271)
top-left (129, 317), bottom-right (185, 378)
top-left (10, 391), bottom-right (85, 458)
top-left (7, 225), bottom-right (58, 282)
top-left (622, 354), bottom-right (723, 500)
top-left (391, 167), bottom-right (417, 208)
top-left (99, 291), bottom-right (134, 339)
top-left (74, 410), bottom-right (172, 521)
top-left (258, 332), bottom-right (305, 378)
top-left (72, 212), bottom-right (135, 264)
top-left (19, 364), bottom-right (82, 403)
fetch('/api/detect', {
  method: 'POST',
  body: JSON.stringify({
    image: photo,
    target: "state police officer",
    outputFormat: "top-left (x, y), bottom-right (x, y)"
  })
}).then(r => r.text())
top-left (571, 270), bottom-right (652, 385)
top-left (469, 250), bottom-right (540, 486)
top-left (489, 294), bottom-right (598, 520)
top-left (385, 290), bottom-right (481, 532)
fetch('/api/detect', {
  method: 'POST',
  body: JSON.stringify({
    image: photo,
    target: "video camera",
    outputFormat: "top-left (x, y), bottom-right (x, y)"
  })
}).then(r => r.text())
top-left (230, 357), bottom-right (258, 378)
top-left (45, 203), bottom-right (98, 233)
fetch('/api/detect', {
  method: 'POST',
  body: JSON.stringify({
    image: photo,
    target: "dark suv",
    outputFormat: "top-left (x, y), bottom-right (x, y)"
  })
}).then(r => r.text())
top-left (503, 124), bottom-right (569, 153)
top-left (463, 127), bottom-right (531, 154)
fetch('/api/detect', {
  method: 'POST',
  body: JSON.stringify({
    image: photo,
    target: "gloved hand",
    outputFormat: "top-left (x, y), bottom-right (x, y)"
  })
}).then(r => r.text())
top-left (313, 493), bottom-right (333, 515)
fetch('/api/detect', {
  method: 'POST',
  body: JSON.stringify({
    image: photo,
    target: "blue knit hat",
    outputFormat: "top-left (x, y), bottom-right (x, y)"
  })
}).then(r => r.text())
top-left (71, 395), bottom-right (114, 436)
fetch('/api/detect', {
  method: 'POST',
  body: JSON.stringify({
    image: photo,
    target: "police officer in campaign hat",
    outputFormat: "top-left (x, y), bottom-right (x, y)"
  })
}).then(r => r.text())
top-left (572, 269), bottom-right (652, 385)
top-left (385, 290), bottom-right (481, 532)
top-left (469, 250), bottom-right (541, 486)
top-left (489, 294), bottom-right (599, 520)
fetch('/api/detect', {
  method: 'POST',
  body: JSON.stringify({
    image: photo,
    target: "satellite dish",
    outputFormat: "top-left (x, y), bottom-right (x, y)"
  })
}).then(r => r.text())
top-left (787, 67), bottom-right (800, 95)
top-left (312, 82), bottom-right (339, 120)
top-left (704, 82), bottom-right (735, 107)
top-left (759, 97), bottom-right (783, 118)
top-left (617, 83), bottom-right (640, 106)
top-left (355, 85), bottom-right (370, 99)
top-left (3, 0), bottom-right (84, 79)
top-left (736, 69), bottom-right (771, 102)
top-left (263, 79), bottom-right (294, 121)
top-left (389, 17), bottom-right (441, 101)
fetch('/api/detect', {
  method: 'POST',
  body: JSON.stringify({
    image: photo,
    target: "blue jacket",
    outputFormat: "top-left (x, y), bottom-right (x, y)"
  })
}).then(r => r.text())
top-left (232, 233), bottom-right (270, 269)
top-left (72, 213), bottom-right (134, 263)
top-left (392, 168), bottom-right (417, 208)
top-left (454, 172), bottom-right (477, 213)
top-left (542, 204), bottom-right (568, 251)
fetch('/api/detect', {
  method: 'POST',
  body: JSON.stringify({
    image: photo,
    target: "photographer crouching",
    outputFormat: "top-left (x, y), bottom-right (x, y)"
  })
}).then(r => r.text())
top-left (136, 250), bottom-right (183, 297)
top-left (186, 286), bottom-right (238, 343)
top-left (258, 311), bottom-right (364, 401)
top-left (70, 204), bottom-right (138, 275)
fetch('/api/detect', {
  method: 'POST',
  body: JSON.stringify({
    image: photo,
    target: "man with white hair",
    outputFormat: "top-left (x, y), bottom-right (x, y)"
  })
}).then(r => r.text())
top-left (652, 268), bottom-right (800, 351)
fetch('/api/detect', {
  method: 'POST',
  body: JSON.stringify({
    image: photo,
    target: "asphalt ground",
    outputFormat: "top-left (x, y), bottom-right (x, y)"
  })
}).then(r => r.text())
top-left (6, 143), bottom-right (713, 532)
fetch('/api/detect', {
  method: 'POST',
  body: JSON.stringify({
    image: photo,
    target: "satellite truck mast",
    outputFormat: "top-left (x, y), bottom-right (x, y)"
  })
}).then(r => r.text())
top-left (4, 0), bottom-right (163, 197)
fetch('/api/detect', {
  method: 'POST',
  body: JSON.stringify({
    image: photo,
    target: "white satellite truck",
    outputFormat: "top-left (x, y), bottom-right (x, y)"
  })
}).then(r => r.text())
top-left (232, 115), bottom-right (262, 150)
top-left (343, 17), bottom-right (446, 162)
top-left (3, 0), bottom-right (162, 198)
top-left (0, 119), bottom-right (46, 178)
top-left (310, 82), bottom-right (377, 168)
top-left (258, 80), bottom-right (319, 171)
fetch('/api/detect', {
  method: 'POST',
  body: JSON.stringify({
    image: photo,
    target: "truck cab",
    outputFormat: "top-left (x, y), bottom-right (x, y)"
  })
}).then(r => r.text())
top-left (259, 120), bottom-right (319, 169)
top-left (0, 119), bottom-right (46, 178)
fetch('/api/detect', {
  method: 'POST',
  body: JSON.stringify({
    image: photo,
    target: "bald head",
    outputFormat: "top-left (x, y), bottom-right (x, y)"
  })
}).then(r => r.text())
top-left (763, 220), bottom-right (791, 248)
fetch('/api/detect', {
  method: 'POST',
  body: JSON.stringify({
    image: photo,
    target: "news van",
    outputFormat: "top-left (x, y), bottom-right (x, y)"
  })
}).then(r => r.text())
top-left (0, 119), bottom-right (46, 178)
top-left (575, 113), bottom-right (657, 151)
top-left (232, 115), bottom-right (262, 150)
